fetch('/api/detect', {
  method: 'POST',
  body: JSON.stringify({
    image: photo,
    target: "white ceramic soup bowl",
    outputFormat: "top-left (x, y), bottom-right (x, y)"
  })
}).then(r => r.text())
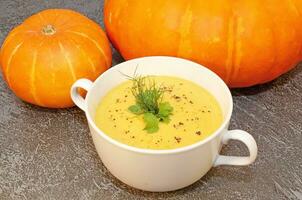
top-left (70, 56), bottom-right (257, 192)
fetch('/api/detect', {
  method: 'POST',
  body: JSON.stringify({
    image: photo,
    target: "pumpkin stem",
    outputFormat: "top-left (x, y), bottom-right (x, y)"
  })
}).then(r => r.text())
top-left (42, 25), bottom-right (56, 35)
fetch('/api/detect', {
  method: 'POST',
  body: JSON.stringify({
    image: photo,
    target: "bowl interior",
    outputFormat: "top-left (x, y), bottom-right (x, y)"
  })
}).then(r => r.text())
top-left (86, 56), bottom-right (233, 152)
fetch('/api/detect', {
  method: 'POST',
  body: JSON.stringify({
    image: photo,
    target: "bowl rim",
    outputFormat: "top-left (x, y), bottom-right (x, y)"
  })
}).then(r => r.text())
top-left (85, 56), bottom-right (233, 155)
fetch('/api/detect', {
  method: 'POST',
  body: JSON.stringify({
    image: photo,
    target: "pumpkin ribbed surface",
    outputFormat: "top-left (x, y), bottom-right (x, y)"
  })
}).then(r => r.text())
top-left (0, 9), bottom-right (112, 108)
top-left (104, 0), bottom-right (302, 87)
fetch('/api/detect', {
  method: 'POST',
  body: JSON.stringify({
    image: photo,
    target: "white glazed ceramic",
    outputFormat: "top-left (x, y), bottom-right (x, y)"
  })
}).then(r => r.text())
top-left (70, 56), bottom-right (258, 192)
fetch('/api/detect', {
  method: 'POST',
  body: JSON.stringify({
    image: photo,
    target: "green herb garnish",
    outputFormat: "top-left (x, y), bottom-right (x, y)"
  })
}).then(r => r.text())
top-left (127, 75), bottom-right (173, 133)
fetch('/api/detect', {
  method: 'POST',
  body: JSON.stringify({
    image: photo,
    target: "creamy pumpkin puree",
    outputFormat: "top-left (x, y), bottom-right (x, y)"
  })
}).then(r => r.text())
top-left (95, 76), bottom-right (222, 150)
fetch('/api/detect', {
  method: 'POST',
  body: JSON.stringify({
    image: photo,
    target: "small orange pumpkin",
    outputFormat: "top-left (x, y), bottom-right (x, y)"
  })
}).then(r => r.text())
top-left (0, 9), bottom-right (112, 108)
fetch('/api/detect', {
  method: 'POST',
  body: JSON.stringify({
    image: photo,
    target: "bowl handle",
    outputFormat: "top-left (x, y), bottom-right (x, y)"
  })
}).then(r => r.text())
top-left (213, 130), bottom-right (258, 167)
top-left (70, 79), bottom-right (93, 112)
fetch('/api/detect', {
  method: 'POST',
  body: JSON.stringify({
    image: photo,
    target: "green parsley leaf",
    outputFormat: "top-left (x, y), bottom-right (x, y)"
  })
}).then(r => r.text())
top-left (128, 104), bottom-right (143, 115)
top-left (158, 102), bottom-right (173, 116)
top-left (143, 113), bottom-right (159, 133)
top-left (157, 102), bottom-right (173, 123)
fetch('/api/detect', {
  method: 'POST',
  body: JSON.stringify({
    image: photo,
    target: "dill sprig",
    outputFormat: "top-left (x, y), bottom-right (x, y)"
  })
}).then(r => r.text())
top-left (130, 76), bottom-right (163, 114)
top-left (125, 74), bottom-right (173, 133)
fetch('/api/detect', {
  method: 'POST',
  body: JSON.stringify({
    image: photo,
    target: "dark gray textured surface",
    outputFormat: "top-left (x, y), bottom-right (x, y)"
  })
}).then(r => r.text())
top-left (0, 0), bottom-right (301, 199)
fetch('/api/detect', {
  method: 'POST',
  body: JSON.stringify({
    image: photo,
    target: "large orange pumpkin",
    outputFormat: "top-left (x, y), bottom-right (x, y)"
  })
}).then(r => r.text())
top-left (0, 9), bottom-right (112, 108)
top-left (104, 0), bottom-right (302, 87)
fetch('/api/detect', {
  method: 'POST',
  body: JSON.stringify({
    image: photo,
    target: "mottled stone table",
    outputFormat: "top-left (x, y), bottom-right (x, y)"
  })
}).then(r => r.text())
top-left (0, 1), bottom-right (301, 199)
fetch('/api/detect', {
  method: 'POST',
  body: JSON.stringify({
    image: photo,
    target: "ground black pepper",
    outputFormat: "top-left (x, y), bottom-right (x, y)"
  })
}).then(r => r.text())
top-left (174, 137), bottom-right (182, 143)
top-left (173, 95), bottom-right (181, 100)
top-left (195, 131), bottom-right (202, 135)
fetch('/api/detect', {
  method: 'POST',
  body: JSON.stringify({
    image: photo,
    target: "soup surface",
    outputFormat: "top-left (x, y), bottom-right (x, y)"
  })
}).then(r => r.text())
top-left (95, 76), bottom-right (222, 150)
